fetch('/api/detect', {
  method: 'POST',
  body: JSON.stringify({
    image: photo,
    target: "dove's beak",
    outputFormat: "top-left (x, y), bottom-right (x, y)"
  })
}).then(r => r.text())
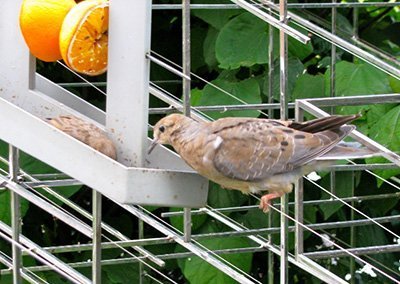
top-left (148, 139), bottom-right (159, 155)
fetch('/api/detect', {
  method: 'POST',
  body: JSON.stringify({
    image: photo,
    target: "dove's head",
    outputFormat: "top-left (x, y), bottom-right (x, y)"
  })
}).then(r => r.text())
top-left (148, 114), bottom-right (192, 154)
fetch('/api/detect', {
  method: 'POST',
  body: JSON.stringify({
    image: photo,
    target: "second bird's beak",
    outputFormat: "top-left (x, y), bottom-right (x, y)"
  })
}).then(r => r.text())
top-left (148, 139), bottom-right (159, 154)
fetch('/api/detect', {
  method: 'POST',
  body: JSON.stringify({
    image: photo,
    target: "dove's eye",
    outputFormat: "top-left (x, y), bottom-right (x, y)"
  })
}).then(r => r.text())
top-left (159, 125), bottom-right (165, 133)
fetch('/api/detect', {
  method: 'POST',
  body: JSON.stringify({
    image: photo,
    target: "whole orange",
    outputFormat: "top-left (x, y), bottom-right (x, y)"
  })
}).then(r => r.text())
top-left (19, 0), bottom-right (76, 62)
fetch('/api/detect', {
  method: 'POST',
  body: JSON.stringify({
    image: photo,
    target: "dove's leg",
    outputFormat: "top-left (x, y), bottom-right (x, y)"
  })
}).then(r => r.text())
top-left (259, 191), bottom-right (285, 213)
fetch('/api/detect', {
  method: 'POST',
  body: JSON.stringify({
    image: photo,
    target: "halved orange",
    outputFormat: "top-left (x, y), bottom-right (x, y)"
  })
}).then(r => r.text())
top-left (19, 0), bottom-right (76, 62)
top-left (59, 0), bottom-right (109, 76)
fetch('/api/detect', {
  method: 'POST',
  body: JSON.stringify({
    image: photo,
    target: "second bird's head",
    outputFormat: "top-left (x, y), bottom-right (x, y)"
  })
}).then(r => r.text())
top-left (148, 113), bottom-right (191, 154)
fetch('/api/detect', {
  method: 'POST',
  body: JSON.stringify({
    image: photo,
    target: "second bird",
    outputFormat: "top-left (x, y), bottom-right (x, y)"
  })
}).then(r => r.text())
top-left (149, 114), bottom-right (374, 212)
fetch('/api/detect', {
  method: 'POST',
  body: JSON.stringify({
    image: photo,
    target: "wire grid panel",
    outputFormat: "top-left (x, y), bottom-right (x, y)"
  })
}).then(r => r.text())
top-left (0, 0), bottom-right (399, 284)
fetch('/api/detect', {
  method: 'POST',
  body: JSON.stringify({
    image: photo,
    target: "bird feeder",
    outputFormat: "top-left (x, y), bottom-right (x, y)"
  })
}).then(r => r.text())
top-left (0, 0), bottom-right (208, 208)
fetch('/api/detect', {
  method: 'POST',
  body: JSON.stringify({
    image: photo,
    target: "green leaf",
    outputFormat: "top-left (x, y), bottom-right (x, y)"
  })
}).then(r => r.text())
top-left (216, 13), bottom-right (269, 69)
top-left (263, 58), bottom-right (305, 101)
top-left (191, 25), bottom-right (208, 72)
top-left (0, 191), bottom-right (30, 225)
top-left (389, 76), bottom-right (400, 92)
top-left (319, 172), bottom-right (359, 220)
top-left (103, 263), bottom-right (143, 284)
top-left (288, 34), bottom-right (313, 61)
top-left (195, 77), bottom-right (262, 119)
top-left (169, 206), bottom-right (208, 232)
top-left (367, 105), bottom-right (400, 183)
top-left (192, 0), bottom-right (242, 30)
top-left (207, 182), bottom-right (248, 209)
top-left (177, 222), bottom-right (252, 284)
top-left (324, 61), bottom-right (392, 115)
top-left (203, 27), bottom-right (219, 70)
top-left (292, 73), bottom-right (326, 100)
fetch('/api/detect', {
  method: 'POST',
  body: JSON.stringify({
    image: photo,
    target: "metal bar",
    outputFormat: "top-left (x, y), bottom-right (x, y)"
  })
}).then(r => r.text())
top-left (106, 0), bottom-right (152, 166)
top-left (350, 172), bottom-right (356, 284)
top-left (120, 205), bottom-right (256, 284)
top-left (9, 145), bottom-right (21, 284)
top-left (261, 0), bottom-right (400, 79)
top-left (306, 244), bottom-right (400, 260)
top-left (301, 93), bottom-right (400, 106)
top-left (298, 100), bottom-right (400, 166)
top-left (0, 221), bottom-right (91, 284)
top-left (23, 179), bottom-right (83, 188)
top-left (182, 0), bottom-right (192, 244)
top-left (0, 251), bottom-right (45, 284)
top-left (163, 192), bottom-right (400, 216)
top-left (279, 1), bottom-right (289, 282)
top-left (0, 175), bottom-right (93, 238)
top-left (152, 2), bottom-right (400, 10)
top-left (92, 190), bottom-right (102, 283)
top-left (231, 0), bottom-right (310, 44)
top-left (138, 213), bottom-right (144, 284)
top-left (147, 54), bottom-right (191, 81)
top-left (203, 208), bottom-right (347, 283)
top-left (2, 246), bottom-right (269, 275)
top-left (41, 238), bottom-right (172, 254)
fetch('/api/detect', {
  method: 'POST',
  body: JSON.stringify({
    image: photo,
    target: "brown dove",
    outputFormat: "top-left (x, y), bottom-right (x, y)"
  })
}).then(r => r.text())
top-left (46, 115), bottom-right (117, 160)
top-left (148, 114), bottom-right (373, 212)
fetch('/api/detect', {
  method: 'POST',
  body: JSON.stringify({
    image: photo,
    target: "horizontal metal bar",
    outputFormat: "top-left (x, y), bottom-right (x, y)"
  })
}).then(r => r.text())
top-left (23, 179), bottom-right (82, 188)
top-left (2, 246), bottom-right (268, 275)
top-left (162, 193), bottom-right (400, 217)
top-left (166, 215), bottom-right (400, 240)
top-left (232, 0), bottom-right (310, 44)
top-left (303, 93), bottom-right (400, 107)
top-left (0, 175), bottom-right (93, 238)
top-left (147, 53), bottom-right (191, 80)
top-left (305, 244), bottom-right (400, 259)
top-left (152, 2), bottom-right (400, 10)
top-left (149, 102), bottom-right (296, 114)
top-left (40, 237), bottom-right (173, 254)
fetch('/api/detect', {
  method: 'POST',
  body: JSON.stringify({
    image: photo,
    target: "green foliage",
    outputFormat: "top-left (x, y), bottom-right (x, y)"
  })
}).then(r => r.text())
top-left (177, 222), bottom-right (252, 284)
top-left (193, 77), bottom-right (262, 119)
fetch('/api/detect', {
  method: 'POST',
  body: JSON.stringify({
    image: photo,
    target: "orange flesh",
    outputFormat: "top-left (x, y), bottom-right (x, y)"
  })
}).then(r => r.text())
top-left (67, 4), bottom-right (108, 76)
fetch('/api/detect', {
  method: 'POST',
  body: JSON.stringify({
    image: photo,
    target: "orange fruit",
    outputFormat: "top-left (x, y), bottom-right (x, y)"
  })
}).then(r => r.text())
top-left (59, 0), bottom-right (109, 76)
top-left (19, 0), bottom-right (76, 62)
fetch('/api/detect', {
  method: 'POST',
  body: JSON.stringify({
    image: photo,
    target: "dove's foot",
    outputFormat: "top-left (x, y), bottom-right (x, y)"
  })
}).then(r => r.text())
top-left (259, 192), bottom-right (285, 213)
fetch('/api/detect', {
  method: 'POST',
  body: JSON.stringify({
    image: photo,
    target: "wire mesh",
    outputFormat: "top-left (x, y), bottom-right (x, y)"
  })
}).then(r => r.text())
top-left (0, 0), bottom-right (399, 283)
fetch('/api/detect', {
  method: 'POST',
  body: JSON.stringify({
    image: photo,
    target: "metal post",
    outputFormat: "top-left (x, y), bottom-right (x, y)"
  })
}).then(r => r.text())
top-left (330, 0), bottom-right (337, 196)
top-left (138, 218), bottom-right (144, 284)
top-left (106, 0), bottom-right (152, 166)
top-left (279, 0), bottom-right (289, 283)
top-left (9, 145), bottom-right (21, 284)
top-left (267, 0), bottom-right (275, 119)
top-left (350, 172), bottom-right (355, 284)
top-left (92, 190), bottom-right (102, 283)
top-left (267, 212), bottom-right (274, 284)
top-left (182, 0), bottom-right (192, 243)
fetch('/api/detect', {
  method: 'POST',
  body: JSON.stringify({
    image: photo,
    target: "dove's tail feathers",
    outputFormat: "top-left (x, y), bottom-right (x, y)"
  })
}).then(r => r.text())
top-left (317, 145), bottom-right (381, 160)
top-left (290, 114), bottom-right (360, 134)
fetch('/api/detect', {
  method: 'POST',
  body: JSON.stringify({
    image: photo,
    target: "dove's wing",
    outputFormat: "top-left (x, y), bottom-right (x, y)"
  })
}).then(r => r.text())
top-left (210, 117), bottom-right (355, 182)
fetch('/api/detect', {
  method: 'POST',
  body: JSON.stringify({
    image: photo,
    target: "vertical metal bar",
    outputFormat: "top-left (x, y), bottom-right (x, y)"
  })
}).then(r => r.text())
top-left (106, 0), bottom-right (152, 166)
top-left (279, 0), bottom-right (289, 283)
top-left (182, 0), bottom-right (192, 243)
top-left (353, 6), bottom-right (359, 40)
top-left (294, 106), bottom-right (304, 259)
top-left (267, 0), bottom-right (275, 119)
top-left (92, 190), bottom-right (102, 283)
top-left (9, 145), bottom-right (21, 284)
top-left (294, 179), bottom-right (304, 257)
top-left (350, 172), bottom-right (356, 284)
top-left (267, 212), bottom-right (274, 284)
top-left (138, 217), bottom-right (144, 284)
top-left (267, 2), bottom-right (276, 281)
top-left (329, 0), bottom-right (337, 197)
